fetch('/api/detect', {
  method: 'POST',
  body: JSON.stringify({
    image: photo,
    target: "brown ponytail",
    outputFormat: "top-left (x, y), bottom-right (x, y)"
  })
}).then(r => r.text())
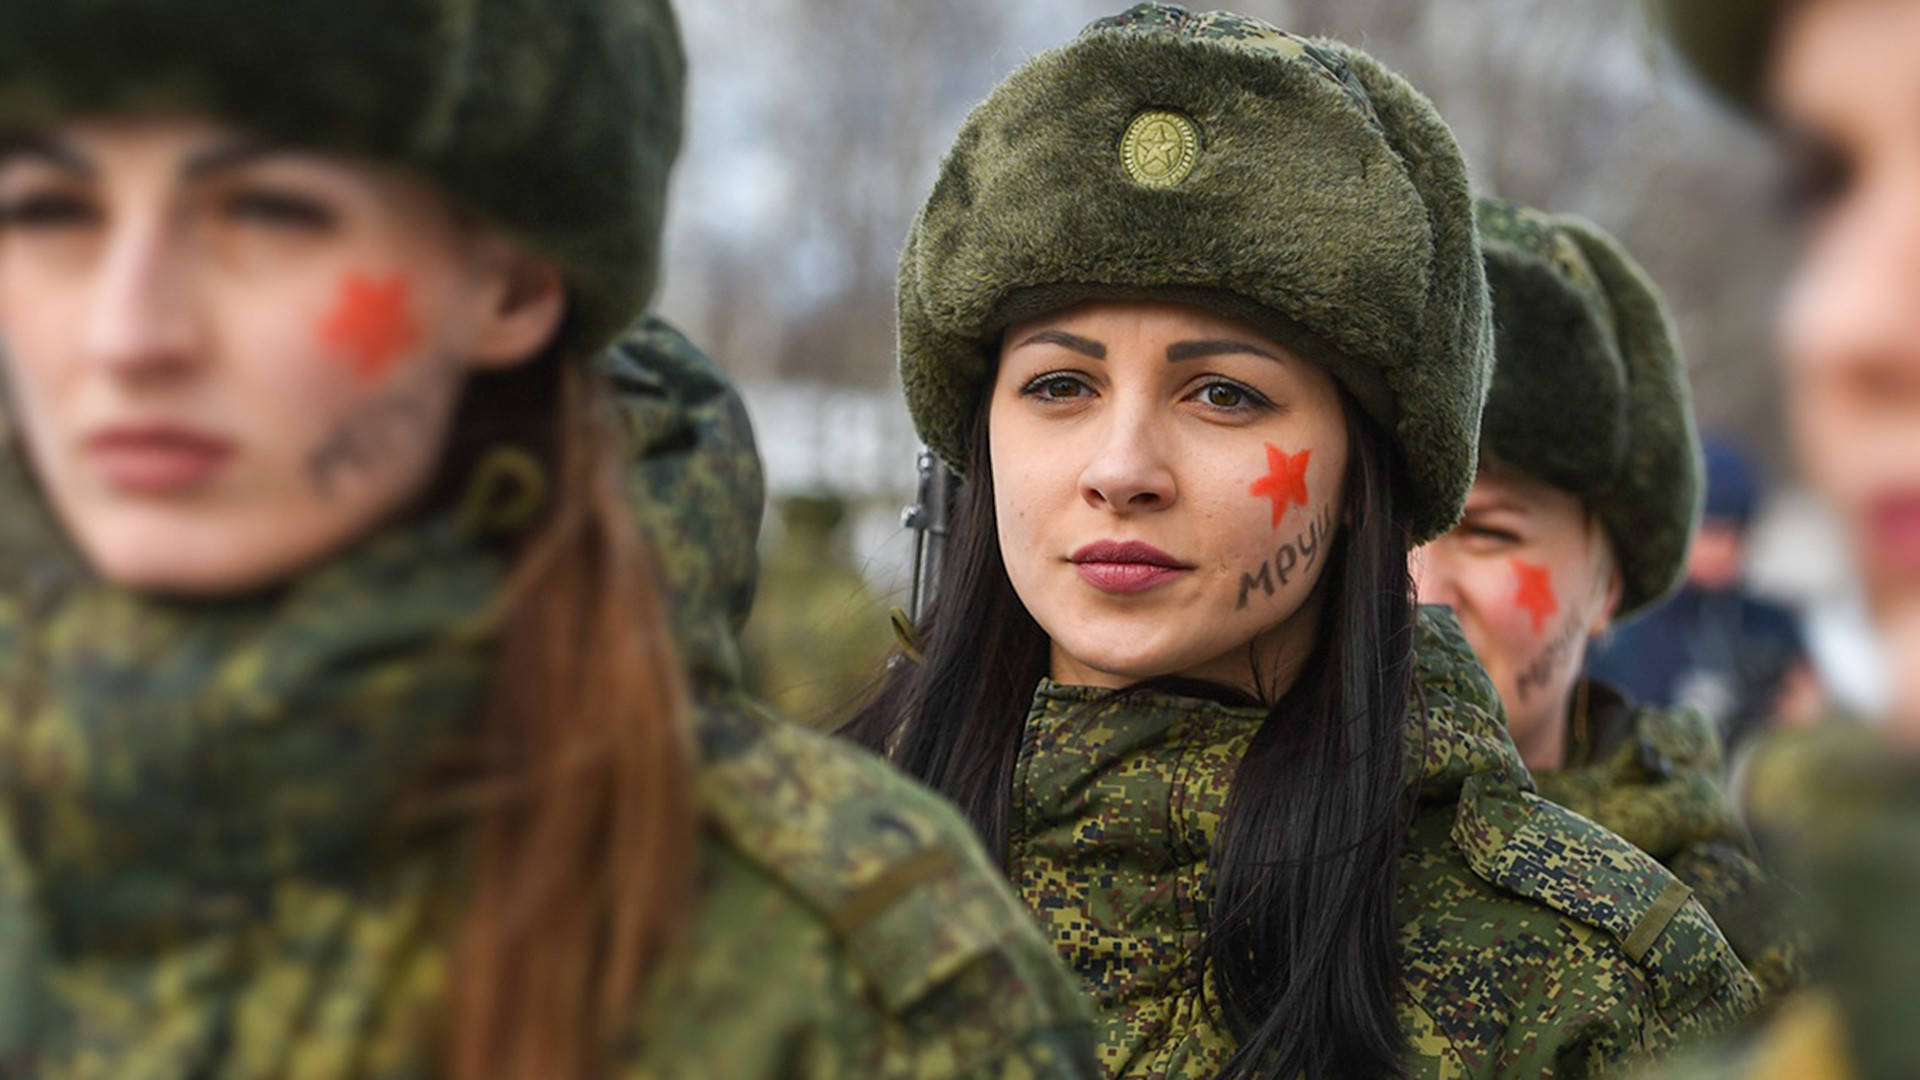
top-left (446, 361), bottom-right (696, 1080)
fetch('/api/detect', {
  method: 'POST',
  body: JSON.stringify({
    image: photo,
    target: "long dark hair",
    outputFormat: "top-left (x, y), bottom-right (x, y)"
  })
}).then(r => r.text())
top-left (844, 379), bottom-right (1418, 1080)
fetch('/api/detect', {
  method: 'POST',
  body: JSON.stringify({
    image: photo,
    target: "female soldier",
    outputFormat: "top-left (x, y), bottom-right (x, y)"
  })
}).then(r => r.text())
top-left (847, 5), bottom-right (1759, 1077)
top-left (0, 1), bottom-right (1098, 1076)
top-left (1413, 198), bottom-right (1803, 1000)
top-left (1645, 0), bottom-right (1920, 1075)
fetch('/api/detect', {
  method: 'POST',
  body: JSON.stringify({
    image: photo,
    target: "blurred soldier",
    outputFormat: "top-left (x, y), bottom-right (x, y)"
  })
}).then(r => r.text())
top-left (1646, 0), bottom-right (1920, 1075)
top-left (742, 494), bottom-right (895, 724)
top-left (1417, 199), bottom-right (1805, 999)
top-left (1590, 437), bottom-right (1816, 755)
top-left (0, 1), bottom-right (1098, 1076)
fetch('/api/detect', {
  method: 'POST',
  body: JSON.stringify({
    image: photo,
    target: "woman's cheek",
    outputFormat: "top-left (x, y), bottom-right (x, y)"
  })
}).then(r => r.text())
top-left (1504, 557), bottom-right (1588, 707)
top-left (1226, 440), bottom-right (1339, 615)
top-left (313, 270), bottom-right (422, 385)
top-left (267, 268), bottom-right (440, 505)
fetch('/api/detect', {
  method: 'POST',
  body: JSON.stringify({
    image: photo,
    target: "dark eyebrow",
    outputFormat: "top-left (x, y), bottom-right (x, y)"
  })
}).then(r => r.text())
top-left (181, 139), bottom-right (284, 181)
top-left (1166, 339), bottom-right (1279, 363)
top-left (0, 134), bottom-right (95, 178)
top-left (1013, 329), bottom-right (1106, 359)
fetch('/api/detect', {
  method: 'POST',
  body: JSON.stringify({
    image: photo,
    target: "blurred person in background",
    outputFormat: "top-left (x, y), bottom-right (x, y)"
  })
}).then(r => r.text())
top-left (846, 6), bottom-right (1759, 1077)
top-left (0, 1), bottom-right (1100, 1076)
top-left (742, 493), bottom-right (894, 725)
top-left (1416, 199), bottom-right (1805, 1000)
top-left (1589, 437), bottom-right (1819, 755)
top-left (1646, 0), bottom-right (1920, 1076)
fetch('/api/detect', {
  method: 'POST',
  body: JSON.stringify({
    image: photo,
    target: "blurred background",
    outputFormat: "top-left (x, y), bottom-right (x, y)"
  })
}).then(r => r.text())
top-left (653, 0), bottom-right (1861, 726)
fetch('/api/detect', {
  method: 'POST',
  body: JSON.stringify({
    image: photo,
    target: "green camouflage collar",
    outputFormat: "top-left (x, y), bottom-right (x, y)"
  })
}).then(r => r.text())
top-left (1007, 606), bottom-right (1525, 1075)
top-left (1022, 605), bottom-right (1525, 805)
top-left (0, 513), bottom-right (503, 952)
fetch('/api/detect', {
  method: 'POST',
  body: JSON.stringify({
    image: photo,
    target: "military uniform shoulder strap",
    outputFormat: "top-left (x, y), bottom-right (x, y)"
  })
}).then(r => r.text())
top-left (1453, 771), bottom-right (1754, 1016)
top-left (693, 698), bottom-right (1042, 1015)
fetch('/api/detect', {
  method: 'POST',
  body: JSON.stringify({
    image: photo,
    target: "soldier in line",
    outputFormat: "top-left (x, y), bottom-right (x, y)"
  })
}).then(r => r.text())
top-left (1643, 0), bottom-right (1920, 1076)
top-left (0, 0), bottom-right (1100, 1076)
top-left (845, 5), bottom-right (1760, 1077)
top-left (1414, 199), bottom-right (1805, 1000)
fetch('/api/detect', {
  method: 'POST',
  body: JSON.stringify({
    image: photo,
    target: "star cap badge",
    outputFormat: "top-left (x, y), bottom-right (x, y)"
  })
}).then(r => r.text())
top-left (1121, 109), bottom-right (1200, 189)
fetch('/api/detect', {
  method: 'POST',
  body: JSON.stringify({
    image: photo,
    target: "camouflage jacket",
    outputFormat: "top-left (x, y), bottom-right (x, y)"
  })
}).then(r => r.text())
top-left (1534, 682), bottom-right (1806, 999)
top-left (1640, 721), bottom-right (1920, 1080)
top-left (1008, 606), bottom-right (1760, 1079)
top-left (0, 319), bottom-right (1097, 1078)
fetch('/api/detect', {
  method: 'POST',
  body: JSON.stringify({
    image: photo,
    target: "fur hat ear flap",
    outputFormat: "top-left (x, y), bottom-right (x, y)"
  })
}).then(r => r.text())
top-left (1321, 41), bottom-right (1494, 541)
top-left (1558, 217), bottom-right (1704, 619)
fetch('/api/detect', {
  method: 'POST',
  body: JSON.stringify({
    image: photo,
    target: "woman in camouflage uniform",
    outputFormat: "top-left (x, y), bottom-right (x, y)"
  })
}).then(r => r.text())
top-left (846, 5), bottom-right (1758, 1078)
top-left (1412, 198), bottom-right (1804, 999)
top-left (0, 1), bottom-right (1097, 1077)
top-left (1638, 1), bottom-right (1920, 1076)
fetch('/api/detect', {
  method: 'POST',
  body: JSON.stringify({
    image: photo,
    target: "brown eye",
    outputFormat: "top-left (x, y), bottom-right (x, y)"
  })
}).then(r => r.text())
top-left (0, 192), bottom-right (98, 230)
top-left (1187, 378), bottom-right (1270, 414)
top-left (1021, 372), bottom-right (1092, 401)
top-left (223, 188), bottom-right (336, 231)
top-left (1777, 129), bottom-right (1854, 221)
top-left (1204, 383), bottom-right (1245, 408)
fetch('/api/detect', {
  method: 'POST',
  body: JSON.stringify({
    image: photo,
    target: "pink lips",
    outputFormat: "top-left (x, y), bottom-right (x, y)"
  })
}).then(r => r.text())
top-left (85, 425), bottom-right (235, 495)
top-left (1069, 540), bottom-right (1192, 594)
top-left (1868, 493), bottom-right (1920, 574)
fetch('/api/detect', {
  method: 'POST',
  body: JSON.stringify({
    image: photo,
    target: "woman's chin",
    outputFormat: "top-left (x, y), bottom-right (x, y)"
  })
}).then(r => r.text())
top-left (1049, 630), bottom-right (1228, 689)
top-left (76, 518), bottom-right (337, 598)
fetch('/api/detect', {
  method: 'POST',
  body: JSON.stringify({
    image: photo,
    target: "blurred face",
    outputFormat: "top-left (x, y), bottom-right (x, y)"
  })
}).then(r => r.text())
top-left (989, 300), bottom-right (1349, 692)
top-left (1413, 465), bottom-right (1620, 770)
top-left (0, 115), bottom-right (564, 594)
top-left (1771, 0), bottom-right (1920, 617)
top-left (1686, 519), bottom-right (1747, 591)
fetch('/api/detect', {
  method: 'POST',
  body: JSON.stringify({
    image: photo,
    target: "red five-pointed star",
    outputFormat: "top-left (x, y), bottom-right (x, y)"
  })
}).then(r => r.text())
top-left (1512, 558), bottom-right (1559, 634)
top-left (1248, 443), bottom-right (1311, 527)
top-left (319, 272), bottom-right (420, 382)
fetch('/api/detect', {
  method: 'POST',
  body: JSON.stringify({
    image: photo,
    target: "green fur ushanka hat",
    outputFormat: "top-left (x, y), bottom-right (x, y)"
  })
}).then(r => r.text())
top-left (1474, 198), bottom-right (1703, 619)
top-left (896, 2), bottom-right (1493, 543)
top-left (0, 0), bottom-right (684, 359)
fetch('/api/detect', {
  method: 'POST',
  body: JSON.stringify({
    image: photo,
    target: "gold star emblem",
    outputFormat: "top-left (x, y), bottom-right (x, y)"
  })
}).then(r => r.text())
top-left (1121, 109), bottom-right (1199, 189)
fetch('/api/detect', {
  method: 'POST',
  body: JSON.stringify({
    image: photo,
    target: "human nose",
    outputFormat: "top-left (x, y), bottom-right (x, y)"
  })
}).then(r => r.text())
top-left (1077, 396), bottom-right (1177, 514)
top-left (81, 205), bottom-right (201, 385)
top-left (1781, 175), bottom-right (1920, 408)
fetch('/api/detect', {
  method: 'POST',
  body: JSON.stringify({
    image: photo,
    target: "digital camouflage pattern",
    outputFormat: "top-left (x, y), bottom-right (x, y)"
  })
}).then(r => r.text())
top-left (614, 318), bottom-right (1099, 1077)
top-left (1008, 606), bottom-right (1759, 1078)
top-left (1534, 682), bottom-right (1806, 999)
top-left (603, 316), bottom-right (767, 698)
top-left (1638, 720), bottom-right (1920, 1080)
top-left (0, 322), bottom-right (1098, 1078)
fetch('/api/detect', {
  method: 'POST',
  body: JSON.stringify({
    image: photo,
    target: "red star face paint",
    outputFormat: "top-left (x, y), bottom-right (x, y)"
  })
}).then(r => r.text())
top-left (318, 272), bottom-right (420, 383)
top-left (1511, 557), bottom-right (1559, 634)
top-left (1249, 443), bottom-right (1311, 527)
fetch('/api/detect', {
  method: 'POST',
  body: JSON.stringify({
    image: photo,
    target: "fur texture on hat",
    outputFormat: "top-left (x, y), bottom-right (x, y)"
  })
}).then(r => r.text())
top-left (896, 3), bottom-right (1492, 542)
top-left (0, 0), bottom-right (685, 359)
top-left (1475, 198), bottom-right (1703, 619)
